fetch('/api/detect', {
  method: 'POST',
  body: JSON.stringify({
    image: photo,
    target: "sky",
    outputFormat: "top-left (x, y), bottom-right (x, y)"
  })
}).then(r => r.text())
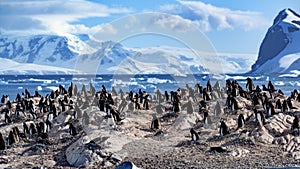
top-left (0, 0), bottom-right (298, 55)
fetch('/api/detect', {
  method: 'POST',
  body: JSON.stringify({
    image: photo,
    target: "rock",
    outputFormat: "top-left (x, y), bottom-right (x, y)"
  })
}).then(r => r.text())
top-left (0, 157), bottom-right (8, 164)
top-left (96, 150), bottom-right (109, 158)
top-left (115, 161), bottom-right (140, 169)
top-left (102, 161), bottom-right (113, 168)
top-left (230, 148), bottom-right (250, 157)
top-left (293, 136), bottom-right (300, 144)
top-left (286, 141), bottom-right (295, 152)
top-left (170, 113), bottom-right (200, 131)
top-left (253, 127), bottom-right (274, 144)
top-left (109, 153), bottom-right (123, 163)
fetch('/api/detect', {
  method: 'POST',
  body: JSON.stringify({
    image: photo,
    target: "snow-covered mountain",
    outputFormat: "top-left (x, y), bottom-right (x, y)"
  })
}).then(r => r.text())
top-left (251, 8), bottom-right (300, 74)
top-left (0, 34), bottom-right (256, 75)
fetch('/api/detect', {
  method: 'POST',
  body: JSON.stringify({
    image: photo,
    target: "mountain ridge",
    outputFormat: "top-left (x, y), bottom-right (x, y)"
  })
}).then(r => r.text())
top-left (251, 8), bottom-right (300, 74)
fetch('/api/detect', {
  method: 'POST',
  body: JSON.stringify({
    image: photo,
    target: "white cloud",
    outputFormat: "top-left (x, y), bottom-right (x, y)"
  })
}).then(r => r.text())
top-left (153, 14), bottom-right (195, 32)
top-left (160, 0), bottom-right (269, 32)
top-left (0, 0), bottom-right (131, 35)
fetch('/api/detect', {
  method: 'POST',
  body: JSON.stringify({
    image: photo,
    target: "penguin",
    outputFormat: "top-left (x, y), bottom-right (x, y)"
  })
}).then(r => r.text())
top-left (246, 77), bottom-right (255, 92)
top-left (29, 123), bottom-right (37, 137)
top-left (219, 121), bottom-right (229, 136)
top-left (203, 111), bottom-right (209, 124)
top-left (150, 116), bottom-right (160, 130)
top-left (291, 115), bottom-right (299, 135)
top-left (47, 112), bottom-right (54, 122)
top-left (23, 122), bottom-right (30, 136)
top-left (237, 114), bottom-right (245, 129)
top-left (45, 119), bottom-right (52, 133)
top-left (190, 128), bottom-right (200, 142)
top-left (69, 123), bottom-right (78, 136)
top-left (165, 91), bottom-right (170, 102)
top-left (73, 110), bottom-right (78, 120)
top-left (254, 109), bottom-right (265, 127)
top-left (287, 97), bottom-right (297, 110)
top-left (230, 97), bottom-right (238, 111)
top-left (173, 101), bottom-right (181, 113)
top-left (282, 100), bottom-right (288, 113)
top-left (206, 80), bottom-right (212, 92)
top-left (278, 89), bottom-right (284, 95)
top-left (111, 108), bottom-right (124, 123)
top-left (275, 99), bottom-right (282, 109)
top-left (266, 101), bottom-right (276, 118)
top-left (7, 130), bottom-right (17, 146)
top-left (37, 122), bottom-right (46, 134)
top-left (4, 112), bottom-right (12, 124)
top-left (30, 110), bottom-right (37, 120)
top-left (268, 81), bottom-right (276, 93)
top-left (0, 132), bottom-right (6, 150)
top-left (202, 88), bottom-right (211, 101)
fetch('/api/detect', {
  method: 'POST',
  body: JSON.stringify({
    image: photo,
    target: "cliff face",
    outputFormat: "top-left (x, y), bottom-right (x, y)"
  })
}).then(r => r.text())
top-left (251, 8), bottom-right (300, 74)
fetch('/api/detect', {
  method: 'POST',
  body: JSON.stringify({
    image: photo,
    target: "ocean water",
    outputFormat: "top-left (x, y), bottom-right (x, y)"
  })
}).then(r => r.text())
top-left (0, 74), bottom-right (299, 99)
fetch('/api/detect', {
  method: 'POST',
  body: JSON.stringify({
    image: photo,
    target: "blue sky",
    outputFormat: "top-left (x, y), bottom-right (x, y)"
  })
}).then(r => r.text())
top-left (0, 0), bottom-right (298, 54)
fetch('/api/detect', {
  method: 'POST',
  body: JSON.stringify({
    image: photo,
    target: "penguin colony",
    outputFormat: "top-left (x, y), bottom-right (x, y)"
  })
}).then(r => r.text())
top-left (0, 77), bottom-right (300, 166)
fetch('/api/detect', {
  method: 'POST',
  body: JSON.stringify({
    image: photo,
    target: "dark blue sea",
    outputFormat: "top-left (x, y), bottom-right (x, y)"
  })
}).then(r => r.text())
top-left (0, 74), bottom-right (299, 99)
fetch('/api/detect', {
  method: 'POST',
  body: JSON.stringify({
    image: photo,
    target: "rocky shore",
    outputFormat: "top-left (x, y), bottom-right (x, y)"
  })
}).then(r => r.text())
top-left (0, 79), bottom-right (300, 169)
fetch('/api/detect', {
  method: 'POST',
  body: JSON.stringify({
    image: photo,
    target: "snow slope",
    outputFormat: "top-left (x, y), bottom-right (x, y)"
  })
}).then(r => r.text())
top-left (0, 34), bottom-right (256, 75)
top-left (251, 8), bottom-right (300, 74)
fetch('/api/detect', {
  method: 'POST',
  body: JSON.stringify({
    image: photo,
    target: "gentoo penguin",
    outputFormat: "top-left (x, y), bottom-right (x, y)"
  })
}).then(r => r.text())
top-left (246, 77), bottom-right (255, 92)
top-left (0, 132), bottom-right (6, 150)
top-left (275, 99), bottom-right (282, 109)
top-left (254, 109), bottom-right (265, 127)
top-left (282, 100), bottom-right (288, 113)
top-left (173, 101), bottom-right (181, 113)
top-left (291, 115), bottom-right (299, 135)
top-left (203, 111), bottom-right (209, 124)
top-left (207, 80), bottom-right (212, 92)
top-left (150, 115), bottom-right (160, 130)
top-left (7, 130), bottom-right (17, 145)
top-left (5, 112), bottom-right (12, 124)
top-left (266, 101), bottom-right (276, 118)
top-left (237, 114), bottom-right (245, 129)
top-left (73, 111), bottom-right (78, 120)
top-left (268, 81), bottom-right (276, 93)
top-left (69, 123), bottom-right (78, 136)
top-left (23, 122), bottom-right (30, 136)
top-left (29, 123), bottom-right (37, 137)
top-left (111, 108), bottom-right (123, 123)
top-left (219, 120), bottom-right (229, 136)
top-left (47, 112), bottom-right (54, 122)
top-left (190, 128), bottom-right (200, 141)
top-left (45, 119), bottom-right (52, 133)
top-left (230, 97), bottom-right (238, 111)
